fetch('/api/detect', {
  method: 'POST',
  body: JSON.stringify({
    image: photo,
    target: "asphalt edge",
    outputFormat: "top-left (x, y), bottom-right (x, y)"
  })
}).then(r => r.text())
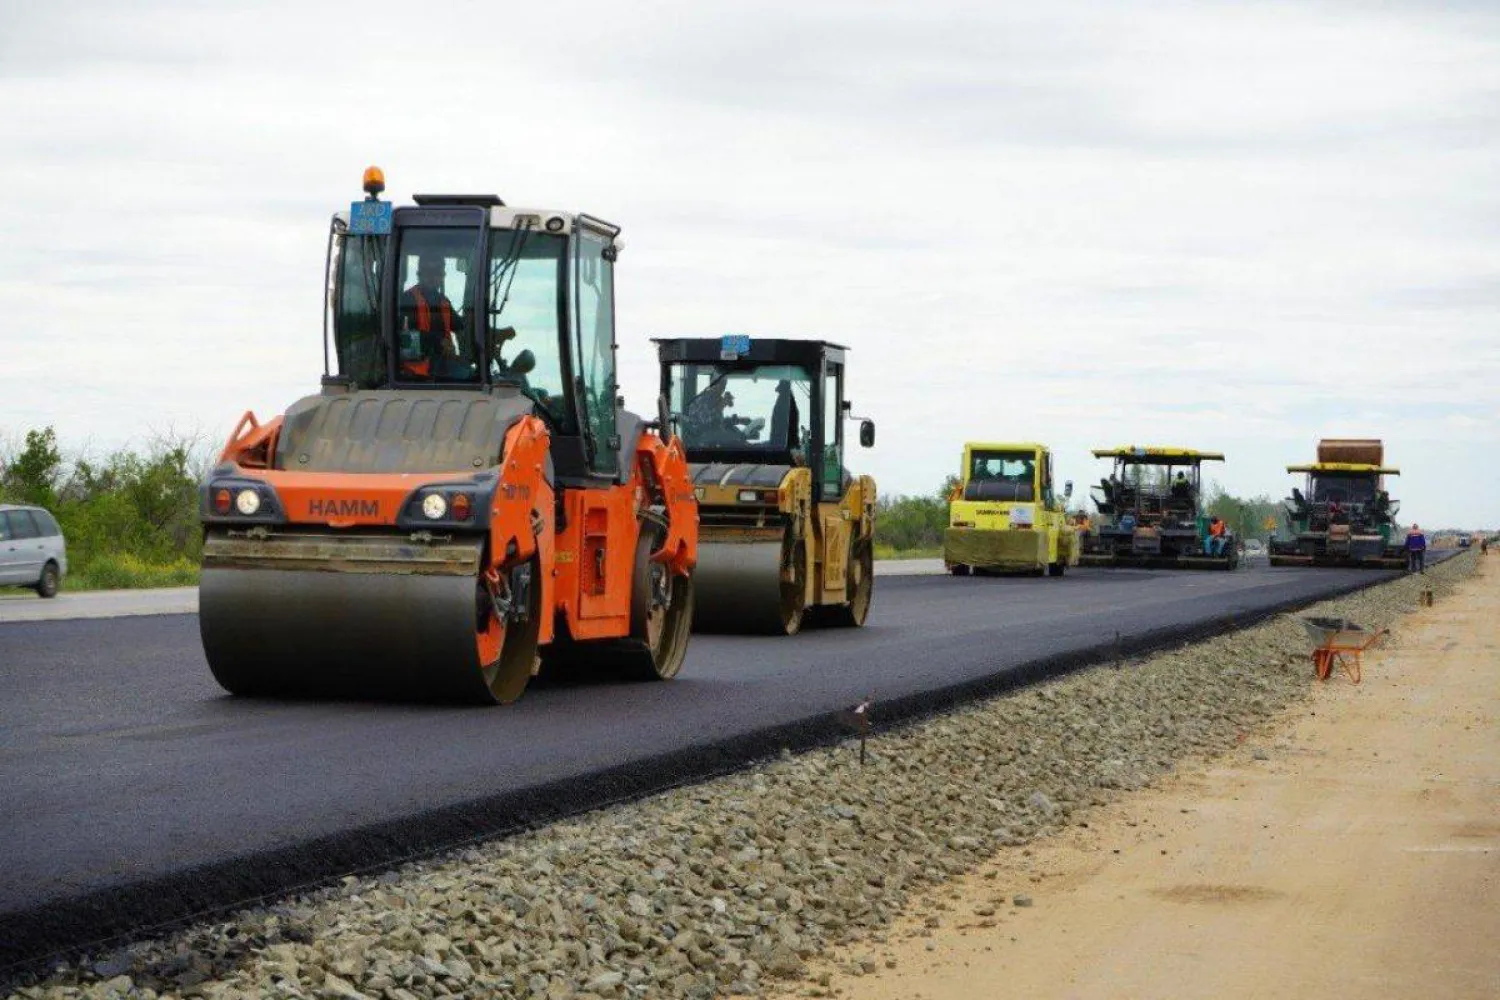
top-left (0, 568), bottom-right (1405, 979)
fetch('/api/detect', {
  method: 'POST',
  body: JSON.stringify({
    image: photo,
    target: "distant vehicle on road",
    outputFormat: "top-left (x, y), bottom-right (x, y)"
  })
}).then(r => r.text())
top-left (1243, 539), bottom-right (1265, 554)
top-left (0, 504), bottom-right (67, 598)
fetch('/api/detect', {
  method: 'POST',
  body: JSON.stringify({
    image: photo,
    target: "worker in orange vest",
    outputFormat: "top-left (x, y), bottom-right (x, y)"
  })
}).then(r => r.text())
top-left (398, 254), bottom-right (461, 378)
top-left (1207, 515), bottom-right (1228, 556)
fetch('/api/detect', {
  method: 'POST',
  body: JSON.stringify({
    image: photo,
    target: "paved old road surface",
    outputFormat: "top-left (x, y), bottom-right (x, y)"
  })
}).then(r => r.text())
top-left (0, 565), bottom-right (945, 624)
top-left (0, 563), bottom-right (1396, 965)
top-left (0, 587), bottom-right (197, 623)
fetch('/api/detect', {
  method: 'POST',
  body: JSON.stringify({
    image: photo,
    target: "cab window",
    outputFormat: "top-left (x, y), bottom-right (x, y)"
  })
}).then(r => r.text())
top-left (393, 229), bottom-right (480, 383)
top-left (573, 231), bottom-right (617, 474)
top-left (331, 231), bottom-right (386, 388)
top-left (970, 452), bottom-right (1035, 485)
top-left (487, 230), bottom-right (571, 429)
top-left (670, 364), bottom-right (812, 453)
top-left (32, 509), bottom-right (61, 536)
top-left (820, 368), bottom-right (842, 499)
top-left (7, 510), bottom-right (40, 539)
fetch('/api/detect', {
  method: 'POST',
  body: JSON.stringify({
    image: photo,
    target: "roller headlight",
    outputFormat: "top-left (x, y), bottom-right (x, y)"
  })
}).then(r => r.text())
top-left (421, 492), bottom-right (449, 520)
top-left (738, 490), bottom-right (758, 503)
top-left (235, 489), bottom-right (261, 515)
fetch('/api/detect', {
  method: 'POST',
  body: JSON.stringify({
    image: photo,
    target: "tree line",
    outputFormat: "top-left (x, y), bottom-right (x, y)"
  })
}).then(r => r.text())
top-left (0, 427), bottom-right (204, 589)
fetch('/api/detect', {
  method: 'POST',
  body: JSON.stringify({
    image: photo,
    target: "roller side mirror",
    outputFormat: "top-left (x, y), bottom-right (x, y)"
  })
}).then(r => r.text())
top-left (859, 420), bottom-right (876, 448)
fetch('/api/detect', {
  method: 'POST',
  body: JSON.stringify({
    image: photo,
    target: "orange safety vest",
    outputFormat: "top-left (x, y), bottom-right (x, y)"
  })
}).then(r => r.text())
top-left (1209, 520), bottom-right (1225, 537)
top-left (403, 287), bottom-right (453, 377)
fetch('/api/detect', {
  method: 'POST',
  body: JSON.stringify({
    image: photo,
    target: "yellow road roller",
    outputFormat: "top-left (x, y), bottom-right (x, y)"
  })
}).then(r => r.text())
top-left (944, 442), bottom-right (1078, 576)
top-left (655, 337), bottom-right (876, 634)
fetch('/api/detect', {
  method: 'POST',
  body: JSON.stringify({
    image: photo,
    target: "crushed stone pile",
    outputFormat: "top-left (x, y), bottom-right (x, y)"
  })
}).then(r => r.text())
top-left (11, 553), bottom-right (1476, 1000)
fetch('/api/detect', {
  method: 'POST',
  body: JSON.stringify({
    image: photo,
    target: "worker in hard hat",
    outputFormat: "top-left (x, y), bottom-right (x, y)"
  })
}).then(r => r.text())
top-left (1404, 523), bottom-right (1427, 574)
top-left (398, 253), bottom-right (462, 378)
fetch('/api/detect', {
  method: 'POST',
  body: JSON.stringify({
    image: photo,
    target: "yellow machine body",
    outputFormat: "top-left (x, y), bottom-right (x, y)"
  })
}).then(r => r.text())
top-left (945, 441), bottom-right (1078, 576)
top-left (658, 337), bottom-right (878, 634)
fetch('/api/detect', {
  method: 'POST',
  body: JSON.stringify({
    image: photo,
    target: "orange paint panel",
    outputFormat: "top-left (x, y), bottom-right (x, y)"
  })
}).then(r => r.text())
top-left (490, 416), bottom-right (554, 643)
top-left (636, 433), bottom-right (698, 576)
top-left (576, 487), bottom-right (638, 620)
top-left (566, 613), bottom-right (632, 641)
top-left (220, 411), bottom-right (283, 469)
top-left (228, 469), bottom-right (448, 526)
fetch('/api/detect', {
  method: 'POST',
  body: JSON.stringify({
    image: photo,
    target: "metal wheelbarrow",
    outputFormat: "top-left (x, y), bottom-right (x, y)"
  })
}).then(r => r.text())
top-left (1300, 616), bottom-right (1388, 684)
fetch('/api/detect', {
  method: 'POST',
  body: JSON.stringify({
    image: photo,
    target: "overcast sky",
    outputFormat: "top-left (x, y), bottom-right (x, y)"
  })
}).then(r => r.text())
top-left (1, 0), bottom-right (1496, 526)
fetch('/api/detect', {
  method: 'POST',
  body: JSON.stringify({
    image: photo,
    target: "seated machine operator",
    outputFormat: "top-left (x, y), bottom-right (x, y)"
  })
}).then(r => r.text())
top-left (398, 254), bottom-right (462, 378)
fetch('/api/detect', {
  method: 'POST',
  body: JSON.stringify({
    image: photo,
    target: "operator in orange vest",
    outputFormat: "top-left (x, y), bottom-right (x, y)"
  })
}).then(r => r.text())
top-left (1207, 515), bottom-right (1228, 556)
top-left (398, 254), bottom-right (461, 378)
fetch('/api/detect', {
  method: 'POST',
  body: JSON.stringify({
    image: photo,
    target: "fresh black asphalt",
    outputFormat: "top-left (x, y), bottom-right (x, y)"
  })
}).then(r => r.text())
top-left (0, 563), bottom-right (1406, 970)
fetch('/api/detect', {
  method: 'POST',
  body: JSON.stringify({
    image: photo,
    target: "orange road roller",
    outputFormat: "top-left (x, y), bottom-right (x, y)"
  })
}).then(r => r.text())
top-left (198, 169), bottom-right (698, 703)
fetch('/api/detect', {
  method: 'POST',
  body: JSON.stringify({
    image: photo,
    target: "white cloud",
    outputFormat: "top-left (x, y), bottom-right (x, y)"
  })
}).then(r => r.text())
top-left (0, 0), bottom-right (1496, 525)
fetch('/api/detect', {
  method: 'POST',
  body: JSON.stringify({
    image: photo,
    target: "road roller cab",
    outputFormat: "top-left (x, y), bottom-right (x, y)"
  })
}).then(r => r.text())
top-left (655, 337), bottom-right (877, 634)
top-left (944, 442), bottom-right (1078, 576)
top-left (197, 170), bottom-right (698, 703)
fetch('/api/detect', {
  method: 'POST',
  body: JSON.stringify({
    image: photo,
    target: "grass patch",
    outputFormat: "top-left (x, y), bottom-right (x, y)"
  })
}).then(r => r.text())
top-left (874, 544), bottom-right (943, 561)
top-left (65, 554), bottom-right (199, 592)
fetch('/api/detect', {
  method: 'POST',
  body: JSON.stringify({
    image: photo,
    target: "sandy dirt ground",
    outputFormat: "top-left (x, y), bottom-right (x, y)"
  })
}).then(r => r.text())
top-left (785, 557), bottom-right (1500, 1000)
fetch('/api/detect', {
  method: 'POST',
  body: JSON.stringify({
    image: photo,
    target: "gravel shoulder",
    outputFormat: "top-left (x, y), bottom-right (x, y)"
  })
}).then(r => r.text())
top-left (785, 553), bottom-right (1500, 1000)
top-left (5, 555), bottom-right (1477, 998)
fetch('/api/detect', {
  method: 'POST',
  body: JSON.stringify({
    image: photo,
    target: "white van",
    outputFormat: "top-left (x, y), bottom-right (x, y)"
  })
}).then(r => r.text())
top-left (0, 504), bottom-right (68, 597)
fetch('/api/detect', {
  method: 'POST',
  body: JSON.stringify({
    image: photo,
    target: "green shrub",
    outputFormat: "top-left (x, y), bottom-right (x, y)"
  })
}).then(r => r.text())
top-left (66, 554), bottom-right (199, 591)
top-left (873, 543), bottom-right (942, 561)
top-left (873, 476), bottom-right (957, 556)
top-left (2, 427), bottom-right (206, 591)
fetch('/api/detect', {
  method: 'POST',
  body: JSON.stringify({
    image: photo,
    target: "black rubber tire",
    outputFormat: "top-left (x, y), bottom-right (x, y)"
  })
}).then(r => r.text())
top-left (830, 540), bottom-right (874, 627)
top-left (949, 564), bottom-right (972, 577)
top-left (479, 557), bottom-right (543, 705)
top-left (622, 524), bottom-right (695, 680)
top-left (1047, 560), bottom-right (1066, 577)
top-left (36, 561), bottom-right (60, 598)
top-left (778, 537), bottom-right (807, 636)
